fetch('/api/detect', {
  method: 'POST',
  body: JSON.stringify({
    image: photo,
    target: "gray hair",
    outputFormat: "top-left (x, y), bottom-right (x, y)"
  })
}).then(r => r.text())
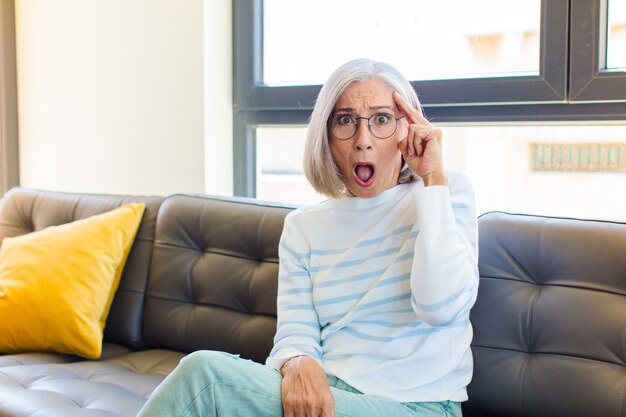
top-left (303, 58), bottom-right (422, 199)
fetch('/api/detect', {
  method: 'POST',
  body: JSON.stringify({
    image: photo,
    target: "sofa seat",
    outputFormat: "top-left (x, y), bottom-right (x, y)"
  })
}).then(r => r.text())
top-left (0, 349), bottom-right (185, 417)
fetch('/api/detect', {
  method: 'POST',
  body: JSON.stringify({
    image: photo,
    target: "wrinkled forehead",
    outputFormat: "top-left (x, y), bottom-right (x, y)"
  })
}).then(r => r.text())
top-left (334, 77), bottom-right (396, 112)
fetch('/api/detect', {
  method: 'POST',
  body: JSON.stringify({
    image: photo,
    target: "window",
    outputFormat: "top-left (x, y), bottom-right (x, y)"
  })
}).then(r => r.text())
top-left (235, 0), bottom-right (626, 220)
top-left (235, 0), bottom-right (569, 111)
top-left (256, 126), bottom-right (322, 205)
top-left (607, 0), bottom-right (626, 70)
top-left (570, 0), bottom-right (626, 101)
top-left (256, 124), bottom-right (626, 220)
top-left (263, 0), bottom-right (541, 86)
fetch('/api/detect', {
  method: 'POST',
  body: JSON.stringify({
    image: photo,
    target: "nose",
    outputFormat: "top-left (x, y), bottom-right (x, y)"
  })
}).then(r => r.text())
top-left (353, 119), bottom-right (374, 150)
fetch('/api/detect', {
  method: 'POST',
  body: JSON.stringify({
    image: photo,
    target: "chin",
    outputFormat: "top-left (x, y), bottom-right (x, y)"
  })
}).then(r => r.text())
top-left (349, 185), bottom-right (381, 198)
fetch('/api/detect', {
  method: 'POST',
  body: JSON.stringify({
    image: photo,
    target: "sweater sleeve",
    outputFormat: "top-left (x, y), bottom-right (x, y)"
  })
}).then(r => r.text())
top-left (266, 213), bottom-right (323, 370)
top-left (409, 170), bottom-right (479, 326)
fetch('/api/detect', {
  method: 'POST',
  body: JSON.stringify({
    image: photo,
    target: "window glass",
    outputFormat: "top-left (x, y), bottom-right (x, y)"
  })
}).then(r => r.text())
top-left (256, 124), bottom-right (626, 221)
top-left (263, 0), bottom-right (541, 86)
top-left (256, 127), bottom-right (326, 205)
top-left (607, 0), bottom-right (626, 70)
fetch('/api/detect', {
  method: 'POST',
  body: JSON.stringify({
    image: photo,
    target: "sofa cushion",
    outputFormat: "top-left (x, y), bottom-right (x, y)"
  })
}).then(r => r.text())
top-left (463, 212), bottom-right (626, 417)
top-left (0, 349), bottom-right (184, 417)
top-left (0, 188), bottom-right (164, 349)
top-left (0, 203), bottom-right (146, 359)
top-left (141, 194), bottom-right (293, 363)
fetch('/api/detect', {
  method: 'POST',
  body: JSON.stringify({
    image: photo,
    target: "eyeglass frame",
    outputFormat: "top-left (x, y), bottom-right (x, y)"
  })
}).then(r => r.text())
top-left (328, 112), bottom-right (406, 140)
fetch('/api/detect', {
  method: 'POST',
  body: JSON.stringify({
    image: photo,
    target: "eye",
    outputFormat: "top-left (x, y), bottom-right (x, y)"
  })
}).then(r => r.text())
top-left (335, 114), bottom-right (355, 126)
top-left (372, 113), bottom-right (392, 125)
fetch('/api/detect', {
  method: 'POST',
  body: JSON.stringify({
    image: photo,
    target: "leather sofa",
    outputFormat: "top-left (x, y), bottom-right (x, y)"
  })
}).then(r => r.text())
top-left (0, 187), bottom-right (624, 417)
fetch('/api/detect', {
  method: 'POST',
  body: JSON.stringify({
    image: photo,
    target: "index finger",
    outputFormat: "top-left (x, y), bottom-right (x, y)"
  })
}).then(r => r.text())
top-left (392, 91), bottom-right (431, 126)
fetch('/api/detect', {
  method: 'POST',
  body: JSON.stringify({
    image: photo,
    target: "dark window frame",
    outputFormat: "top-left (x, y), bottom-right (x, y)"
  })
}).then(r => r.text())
top-left (233, 0), bottom-right (626, 197)
top-left (570, 0), bottom-right (626, 101)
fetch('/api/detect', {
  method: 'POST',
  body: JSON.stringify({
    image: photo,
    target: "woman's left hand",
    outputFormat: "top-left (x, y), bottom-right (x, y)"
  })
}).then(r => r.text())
top-left (393, 91), bottom-right (447, 186)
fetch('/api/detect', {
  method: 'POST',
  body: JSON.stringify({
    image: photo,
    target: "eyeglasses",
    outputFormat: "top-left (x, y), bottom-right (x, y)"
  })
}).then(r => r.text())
top-left (329, 112), bottom-right (405, 140)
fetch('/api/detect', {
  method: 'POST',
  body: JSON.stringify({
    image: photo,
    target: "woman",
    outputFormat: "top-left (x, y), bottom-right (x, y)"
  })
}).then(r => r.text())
top-left (137, 59), bottom-right (478, 417)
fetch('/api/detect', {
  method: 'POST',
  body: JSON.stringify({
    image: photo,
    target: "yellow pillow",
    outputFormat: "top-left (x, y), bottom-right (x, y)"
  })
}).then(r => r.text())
top-left (0, 203), bottom-right (146, 359)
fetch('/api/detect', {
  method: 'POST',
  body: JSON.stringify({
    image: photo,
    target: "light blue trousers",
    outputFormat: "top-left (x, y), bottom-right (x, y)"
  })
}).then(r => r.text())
top-left (137, 350), bottom-right (462, 417)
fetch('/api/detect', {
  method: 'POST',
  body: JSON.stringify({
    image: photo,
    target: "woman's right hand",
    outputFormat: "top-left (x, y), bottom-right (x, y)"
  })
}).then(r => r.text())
top-left (280, 355), bottom-right (335, 417)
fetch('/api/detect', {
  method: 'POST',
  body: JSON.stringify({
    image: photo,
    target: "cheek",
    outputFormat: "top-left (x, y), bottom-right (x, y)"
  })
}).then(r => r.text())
top-left (380, 139), bottom-right (403, 172)
top-left (383, 137), bottom-right (402, 159)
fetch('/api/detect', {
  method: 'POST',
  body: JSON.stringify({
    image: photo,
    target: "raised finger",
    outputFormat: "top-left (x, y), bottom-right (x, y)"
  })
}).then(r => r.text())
top-left (393, 92), bottom-right (432, 127)
top-left (407, 127), bottom-right (416, 157)
top-left (392, 91), bottom-right (421, 125)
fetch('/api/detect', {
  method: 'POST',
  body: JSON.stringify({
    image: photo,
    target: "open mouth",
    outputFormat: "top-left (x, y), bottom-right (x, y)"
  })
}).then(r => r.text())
top-left (353, 163), bottom-right (375, 187)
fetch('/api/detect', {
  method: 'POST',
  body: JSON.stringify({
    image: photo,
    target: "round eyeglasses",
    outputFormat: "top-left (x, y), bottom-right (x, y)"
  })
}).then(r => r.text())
top-left (329, 112), bottom-right (405, 140)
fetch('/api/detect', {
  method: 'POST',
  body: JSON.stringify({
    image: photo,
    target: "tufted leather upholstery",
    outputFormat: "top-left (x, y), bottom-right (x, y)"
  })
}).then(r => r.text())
top-left (141, 194), bottom-right (292, 363)
top-left (0, 188), bottom-right (294, 417)
top-left (0, 350), bottom-right (184, 417)
top-left (0, 343), bottom-right (134, 368)
top-left (0, 188), bottom-right (164, 349)
top-left (1, 189), bottom-right (624, 417)
top-left (463, 212), bottom-right (626, 417)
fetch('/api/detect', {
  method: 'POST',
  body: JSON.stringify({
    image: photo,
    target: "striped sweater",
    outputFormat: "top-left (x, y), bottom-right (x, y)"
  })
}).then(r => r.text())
top-left (266, 169), bottom-right (479, 403)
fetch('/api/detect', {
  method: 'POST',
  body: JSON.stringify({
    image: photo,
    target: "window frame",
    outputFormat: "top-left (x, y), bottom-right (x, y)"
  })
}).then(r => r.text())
top-left (569, 0), bottom-right (626, 102)
top-left (235, 0), bottom-right (570, 110)
top-left (0, 0), bottom-right (19, 195)
top-left (233, 0), bottom-right (626, 197)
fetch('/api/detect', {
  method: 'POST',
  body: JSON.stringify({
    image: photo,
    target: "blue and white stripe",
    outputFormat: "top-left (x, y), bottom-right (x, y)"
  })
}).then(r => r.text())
top-left (267, 169), bottom-right (479, 403)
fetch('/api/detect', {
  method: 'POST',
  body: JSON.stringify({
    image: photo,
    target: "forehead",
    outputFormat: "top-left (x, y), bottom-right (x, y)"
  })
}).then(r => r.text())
top-left (335, 78), bottom-right (394, 109)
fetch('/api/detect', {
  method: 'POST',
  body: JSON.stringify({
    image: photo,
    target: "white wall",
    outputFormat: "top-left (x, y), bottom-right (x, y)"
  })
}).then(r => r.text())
top-left (14, 0), bottom-right (231, 196)
top-left (203, 0), bottom-right (233, 196)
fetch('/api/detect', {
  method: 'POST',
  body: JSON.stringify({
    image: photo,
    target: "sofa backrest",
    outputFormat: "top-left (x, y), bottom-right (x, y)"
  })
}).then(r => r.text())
top-left (464, 212), bottom-right (626, 417)
top-left (140, 194), bottom-right (293, 363)
top-left (0, 187), bottom-right (164, 349)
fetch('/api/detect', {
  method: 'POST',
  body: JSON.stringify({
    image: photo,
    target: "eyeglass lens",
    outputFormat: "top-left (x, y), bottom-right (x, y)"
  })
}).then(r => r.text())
top-left (330, 113), bottom-right (399, 140)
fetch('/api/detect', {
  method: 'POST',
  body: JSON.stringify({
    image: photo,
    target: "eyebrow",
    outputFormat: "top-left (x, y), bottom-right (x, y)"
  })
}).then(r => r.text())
top-left (333, 105), bottom-right (394, 113)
